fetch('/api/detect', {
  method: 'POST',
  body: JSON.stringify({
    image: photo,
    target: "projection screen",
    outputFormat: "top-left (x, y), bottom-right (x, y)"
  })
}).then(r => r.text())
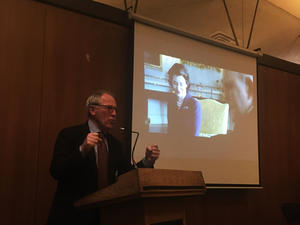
top-left (132, 20), bottom-right (260, 187)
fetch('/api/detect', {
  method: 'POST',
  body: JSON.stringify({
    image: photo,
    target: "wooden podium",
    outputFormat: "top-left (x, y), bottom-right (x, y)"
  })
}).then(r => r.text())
top-left (75, 168), bottom-right (206, 225)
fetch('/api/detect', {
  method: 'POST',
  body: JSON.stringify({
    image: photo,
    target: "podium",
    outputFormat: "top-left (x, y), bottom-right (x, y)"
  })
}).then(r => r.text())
top-left (75, 168), bottom-right (206, 225)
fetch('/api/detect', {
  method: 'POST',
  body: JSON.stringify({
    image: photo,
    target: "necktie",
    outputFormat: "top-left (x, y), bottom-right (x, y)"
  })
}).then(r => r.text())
top-left (97, 137), bottom-right (109, 189)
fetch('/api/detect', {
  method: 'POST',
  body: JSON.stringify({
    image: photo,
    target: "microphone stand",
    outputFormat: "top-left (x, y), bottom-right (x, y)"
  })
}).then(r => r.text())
top-left (120, 127), bottom-right (139, 168)
top-left (131, 131), bottom-right (139, 168)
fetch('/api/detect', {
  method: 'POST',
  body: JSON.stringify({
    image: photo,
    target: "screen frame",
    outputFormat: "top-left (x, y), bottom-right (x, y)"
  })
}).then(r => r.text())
top-left (131, 14), bottom-right (262, 189)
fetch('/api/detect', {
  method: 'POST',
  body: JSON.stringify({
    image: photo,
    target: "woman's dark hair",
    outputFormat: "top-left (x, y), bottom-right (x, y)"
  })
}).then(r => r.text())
top-left (167, 63), bottom-right (190, 90)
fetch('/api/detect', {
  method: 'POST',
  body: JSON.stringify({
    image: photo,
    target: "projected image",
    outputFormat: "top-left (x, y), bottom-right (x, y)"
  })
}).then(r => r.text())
top-left (144, 54), bottom-right (254, 138)
top-left (133, 22), bottom-right (259, 186)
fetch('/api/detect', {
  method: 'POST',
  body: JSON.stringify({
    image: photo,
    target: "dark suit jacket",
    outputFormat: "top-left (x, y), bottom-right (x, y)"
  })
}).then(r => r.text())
top-left (47, 123), bottom-right (133, 225)
top-left (168, 93), bottom-right (202, 136)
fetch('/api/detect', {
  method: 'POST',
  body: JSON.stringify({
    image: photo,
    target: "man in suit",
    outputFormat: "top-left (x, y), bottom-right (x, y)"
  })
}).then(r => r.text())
top-left (47, 90), bottom-right (160, 225)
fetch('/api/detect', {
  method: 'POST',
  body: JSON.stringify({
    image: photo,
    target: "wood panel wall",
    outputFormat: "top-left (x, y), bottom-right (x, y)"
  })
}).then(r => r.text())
top-left (1, 1), bottom-right (300, 225)
top-left (35, 6), bottom-right (133, 225)
top-left (1, 0), bottom-right (132, 225)
top-left (0, 1), bottom-right (45, 224)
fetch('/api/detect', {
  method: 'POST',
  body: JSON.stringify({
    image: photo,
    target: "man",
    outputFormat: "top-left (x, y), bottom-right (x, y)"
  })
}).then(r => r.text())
top-left (222, 70), bottom-right (254, 131)
top-left (47, 90), bottom-right (160, 225)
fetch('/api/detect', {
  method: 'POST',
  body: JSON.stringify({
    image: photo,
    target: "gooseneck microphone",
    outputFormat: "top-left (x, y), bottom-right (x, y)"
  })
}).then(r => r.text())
top-left (120, 127), bottom-right (139, 168)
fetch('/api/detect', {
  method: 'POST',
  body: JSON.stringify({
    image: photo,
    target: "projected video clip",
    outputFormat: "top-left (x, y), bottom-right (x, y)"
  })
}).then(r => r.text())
top-left (144, 53), bottom-right (254, 138)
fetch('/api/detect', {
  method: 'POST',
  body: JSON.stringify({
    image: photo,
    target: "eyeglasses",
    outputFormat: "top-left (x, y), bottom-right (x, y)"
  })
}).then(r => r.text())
top-left (91, 104), bottom-right (117, 113)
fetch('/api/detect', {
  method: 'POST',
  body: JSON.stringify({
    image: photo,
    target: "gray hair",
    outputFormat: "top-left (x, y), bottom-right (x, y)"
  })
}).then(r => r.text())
top-left (86, 90), bottom-right (116, 116)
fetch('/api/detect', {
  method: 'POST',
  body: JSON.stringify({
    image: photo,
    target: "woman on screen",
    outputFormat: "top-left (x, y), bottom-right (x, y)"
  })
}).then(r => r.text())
top-left (167, 63), bottom-right (202, 136)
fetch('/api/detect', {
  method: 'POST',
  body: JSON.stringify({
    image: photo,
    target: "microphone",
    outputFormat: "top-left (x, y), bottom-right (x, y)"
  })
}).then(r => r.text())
top-left (97, 131), bottom-right (104, 138)
top-left (120, 127), bottom-right (139, 168)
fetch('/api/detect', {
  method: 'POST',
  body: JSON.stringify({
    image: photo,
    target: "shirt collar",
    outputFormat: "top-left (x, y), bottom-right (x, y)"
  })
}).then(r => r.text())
top-left (88, 119), bottom-right (101, 133)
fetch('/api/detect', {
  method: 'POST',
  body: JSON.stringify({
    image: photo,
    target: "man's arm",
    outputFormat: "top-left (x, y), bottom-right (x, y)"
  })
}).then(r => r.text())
top-left (50, 129), bottom-right (96, 180)
top-left (193, 99), bottom-right (202, 136)
top-left (137, 144), bottom-right (160, 168)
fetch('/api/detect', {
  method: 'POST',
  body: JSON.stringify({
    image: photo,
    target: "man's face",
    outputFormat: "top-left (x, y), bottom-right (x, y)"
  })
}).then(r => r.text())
top-left (223, 72), bottom-right (253, 114)
top-left (89, 93), bottom-right (117, 131)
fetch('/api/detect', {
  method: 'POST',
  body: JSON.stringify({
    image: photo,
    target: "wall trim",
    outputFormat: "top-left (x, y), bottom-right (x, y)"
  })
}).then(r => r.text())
top-left (258, 54), bottom-right (300, 76)
top-left (35, 0), bottom-right (132, 27)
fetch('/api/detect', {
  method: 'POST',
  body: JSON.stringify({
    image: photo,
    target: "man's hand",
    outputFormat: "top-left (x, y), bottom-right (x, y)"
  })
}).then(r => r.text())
top-left (80, 132), bottom-right (102, 154)
top-left (145, 144), bottom-right (160, 165)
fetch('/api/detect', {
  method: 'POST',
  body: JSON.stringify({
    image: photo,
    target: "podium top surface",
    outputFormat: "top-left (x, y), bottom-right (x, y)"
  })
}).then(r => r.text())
top-left (75, 168), bottom-right (206, 208)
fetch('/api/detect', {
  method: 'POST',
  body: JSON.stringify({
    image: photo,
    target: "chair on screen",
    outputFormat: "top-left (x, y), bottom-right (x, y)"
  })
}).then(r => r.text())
top-left (199, 99), bottom-right (229, 137)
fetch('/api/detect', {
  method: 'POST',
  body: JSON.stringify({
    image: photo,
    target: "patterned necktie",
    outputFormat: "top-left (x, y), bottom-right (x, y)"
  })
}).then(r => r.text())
top-left (97, 134), bottom-right (109, 189)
